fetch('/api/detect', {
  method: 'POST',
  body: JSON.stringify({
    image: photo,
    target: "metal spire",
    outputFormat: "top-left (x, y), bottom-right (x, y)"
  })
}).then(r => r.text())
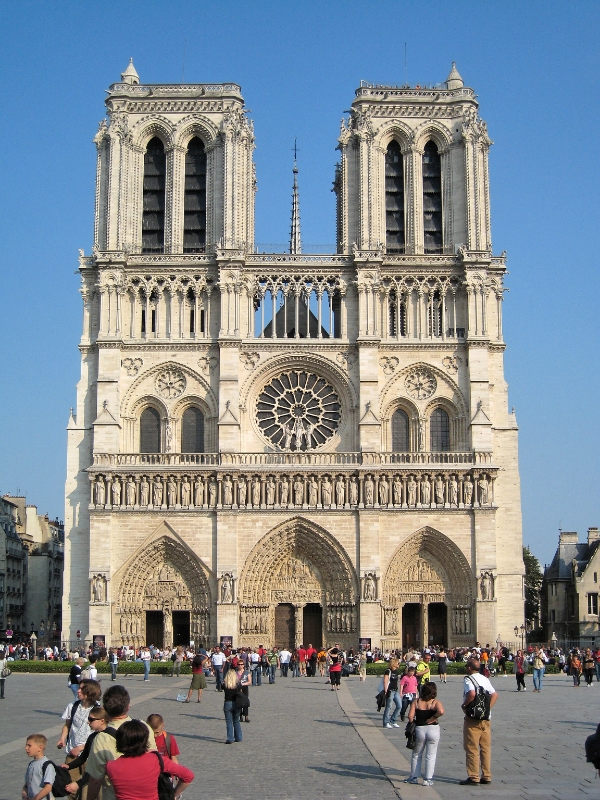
top-left (289, 140), bottom-right (302, 255)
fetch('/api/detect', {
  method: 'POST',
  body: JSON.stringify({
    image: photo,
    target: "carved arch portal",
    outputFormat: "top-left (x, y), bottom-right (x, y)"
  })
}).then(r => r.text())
top-left (238, 517), bottom-right (359, 648)
top-left (114, 534), bottom-right (212, 648)
top-left (382, 527), bottom-right (474, 647)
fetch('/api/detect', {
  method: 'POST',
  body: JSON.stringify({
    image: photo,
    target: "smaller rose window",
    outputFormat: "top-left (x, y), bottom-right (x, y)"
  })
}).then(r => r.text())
top-left (405, 368), bottom-right (437, 400)
top-left (257, 371), bottom-right (341, 451)
top-left (156, 368), bottom-right (186, 399)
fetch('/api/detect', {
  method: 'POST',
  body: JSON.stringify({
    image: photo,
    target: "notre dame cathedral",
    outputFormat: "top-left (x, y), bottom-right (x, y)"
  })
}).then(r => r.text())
top-left (63, 60), bottom-right (524, 651)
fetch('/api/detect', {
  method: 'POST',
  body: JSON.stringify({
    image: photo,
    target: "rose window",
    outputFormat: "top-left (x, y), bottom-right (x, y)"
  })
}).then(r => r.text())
top-left (156, 368), bottom-right (186, 399)
top-left (405, 368), bottom-right (437, 400)
top-left (256, 371), bottom-right (341, 450)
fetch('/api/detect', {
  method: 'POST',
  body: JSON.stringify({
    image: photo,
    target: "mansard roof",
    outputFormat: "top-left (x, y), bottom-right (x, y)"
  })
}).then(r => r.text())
top-left (545, 535), bottom-right (600, 579)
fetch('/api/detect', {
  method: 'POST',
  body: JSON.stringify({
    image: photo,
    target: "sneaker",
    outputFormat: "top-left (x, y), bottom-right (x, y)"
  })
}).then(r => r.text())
top-left (523, 687), bottom-right (526, 691)
top-left (423, 779), bottom-right (434, 786)
top-left (404, 777), bottom-right (418, 784)
top-left (392, 723), bottom-right (401, 728)
top-left (385, 723), bottom-right (393, 728)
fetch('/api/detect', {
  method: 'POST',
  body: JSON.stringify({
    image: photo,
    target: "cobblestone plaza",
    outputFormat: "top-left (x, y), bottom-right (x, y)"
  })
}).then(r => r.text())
top-left (0, 672), bottom-right (595, 799)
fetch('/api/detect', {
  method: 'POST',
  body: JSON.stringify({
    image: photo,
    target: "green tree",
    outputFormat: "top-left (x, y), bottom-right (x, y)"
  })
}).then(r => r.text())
top-left (523, 546), bottom-right (543, 627)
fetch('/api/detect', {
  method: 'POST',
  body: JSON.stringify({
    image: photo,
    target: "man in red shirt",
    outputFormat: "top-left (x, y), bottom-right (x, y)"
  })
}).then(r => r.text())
top-left (297, 645), bottom-right (307, 676)
top-left (305, 644), bottom-right (317, 677)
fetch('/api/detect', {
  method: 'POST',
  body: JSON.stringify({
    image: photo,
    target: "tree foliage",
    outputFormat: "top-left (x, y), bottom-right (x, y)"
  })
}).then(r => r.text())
top-left (523, 546), bottom-right (543, 627)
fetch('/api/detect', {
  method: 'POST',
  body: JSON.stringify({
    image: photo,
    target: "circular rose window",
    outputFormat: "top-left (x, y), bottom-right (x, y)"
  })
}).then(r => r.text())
top-left (256, 371), bottom-right (341, 450)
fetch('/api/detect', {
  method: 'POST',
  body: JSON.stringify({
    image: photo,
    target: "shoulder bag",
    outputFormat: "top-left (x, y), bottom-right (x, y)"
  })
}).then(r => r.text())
top-left (152, 751), bottom-right (175, 800)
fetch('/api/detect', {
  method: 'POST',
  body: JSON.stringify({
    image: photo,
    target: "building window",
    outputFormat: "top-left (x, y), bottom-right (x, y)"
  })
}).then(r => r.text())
top-left (428, 290), bottom-right (442, 337)
top-left (181, 407), bottom-right (205, 453)
top-left (140, 407), bottom-right (161, 453)
top-left (391, 409), bottom-right (409, 451)
top-left (184, 137), bottom-right (207, 253)
top-left (430, 408), bottom-right (450, 451)
top-left (385, 140), bottom-right (404, 253)
top-left (595, 572), bottom-right (598, 583)
top-left (423, 140), bottom-right (442, 254)
top-left (389, 292), bottom-right (406, 337)
top-left (550, 609), bottom-right (556, 623)
top-left (142, 137), bottom-right (166, 253)
top-left (589, 594), bottom-right (598, 616)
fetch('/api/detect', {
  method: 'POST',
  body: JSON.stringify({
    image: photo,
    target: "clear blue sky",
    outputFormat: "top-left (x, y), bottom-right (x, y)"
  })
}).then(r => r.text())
top-left (0, 1), bottom-right (598, 566)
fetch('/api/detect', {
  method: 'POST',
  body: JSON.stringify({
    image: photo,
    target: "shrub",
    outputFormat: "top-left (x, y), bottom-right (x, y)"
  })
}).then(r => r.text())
top-left (7, 660), bottom-right (191, 675)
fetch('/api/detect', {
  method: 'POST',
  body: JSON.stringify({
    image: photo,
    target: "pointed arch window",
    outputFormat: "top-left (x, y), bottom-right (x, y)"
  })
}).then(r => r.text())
top-left (391, 408), bottom-right (410, 451)
top-left (181, 407), bottom-right (205, 453)
top-left (430, 408), bottom-right (450, 451)
top-left (142, 137), bottom-right (166, 253)
top-left (385, 140), bottom-right (405, 253)
top-left (423, 140), bottom-right (442, 254)
top-left (428, 290), bottom-right (442, 337)
top-left (184, 137), bottom-right (207, 253)
top-left (140, 407), bottom-right (161, 453)
top-left (389, 290), bottom-right (406, 337)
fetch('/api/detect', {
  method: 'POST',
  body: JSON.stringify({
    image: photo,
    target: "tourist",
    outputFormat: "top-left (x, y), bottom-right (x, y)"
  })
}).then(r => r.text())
top-left (358, 650), bottom-right (367, 682)
top-left (57, 678), bottom-right (102, 785)
top-left (297, 644), bottom-right (307, 676)
top-left (291, 648), bottom-right (299, 678)
top-left (399, 664), bottom-right (418, 722)
top-left (211, 646), bottom-right (226, 691)
top-left (571, 652), bottom-right (582, 687)
top-left (278, 646), bottom-right (291, 677)
top-left (306, 643), bottom-right (318, 677)
top-left (327, 644), bottom-right (343, 691)
top-left (249, 648), bottom-right (261, 686)
top-left (63, 707), bottom-right (110, 796)
top-left (108, 648), bottom-right (118, 681)
top-left (437, 647), bottom-right (448, 683)
top-left (583, 649), bottom-right (595, 687)
top-left (185, 653), bottom-right (208, 703)
top-left (266, 646), bottom-right (279, 683)
top-left (222, 667), bottom-right (244, 743)
top-left (236, 661), bottom-right (251, 722)
top-left (514, 649), bottom-right (527, 691)
top-left (382, 657), bottom-right (402, 728)
top-left (23, 734), bottom-right (54, 800)
top-left (532, 647), bottom-right (548, 691)
top-left (106, 720), bottom-right (193, 799)
top-left (146, 714), bottom-right (180, 762)
top-left (68, 658), bottom-right (85, 700)
top-left (415, 652), bottom-right (431, 686)
top-left (404, 681), bottom-right (445, 786)
top-left (171, 646), bottom-right (185, 678)
top-left (0, 650), bottom-right (8, 699)
top-left (140, 647), bottom-right (151, 681)
top-left (459, 659), bottom-right (498, 786)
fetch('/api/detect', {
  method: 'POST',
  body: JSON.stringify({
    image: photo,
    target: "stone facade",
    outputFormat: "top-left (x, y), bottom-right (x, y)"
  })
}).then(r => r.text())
top-left (63, 61), bottom-right (524, 651)
top-left (0, 497), bottom-right (28, 636)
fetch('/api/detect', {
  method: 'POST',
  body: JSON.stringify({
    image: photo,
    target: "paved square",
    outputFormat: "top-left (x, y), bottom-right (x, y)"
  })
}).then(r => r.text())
top-left (0, 671), bottom-right (596, 799)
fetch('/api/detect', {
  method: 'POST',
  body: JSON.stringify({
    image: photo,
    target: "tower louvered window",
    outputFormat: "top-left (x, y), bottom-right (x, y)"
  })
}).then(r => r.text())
top-left (423, 140), bottom-right (442, 254)
top-left (430, 408), bottom-right (450, 451)
top-left (391, 409), bottom-right (409, 451)
top-left (182, 407), bottom-right (204, 453)
top-left (385, 141), bottom-right (405, 253)
top-left (184, 138), bottom-right (207, 253)
top-left (140, 407), bottom-right (161, 453)
top-left (142, 138), bottom-right (166, 253)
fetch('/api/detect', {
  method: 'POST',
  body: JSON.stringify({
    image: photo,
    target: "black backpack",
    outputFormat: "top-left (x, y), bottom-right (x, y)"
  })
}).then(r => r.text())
top-left (40, 760), bottom-right (72, 798)
top-left (153, 751), bottom-right (175, 800)
top-left (585, 725), bottom-right (600, 769)
top-left (464, 676), bottom-right (491, 721)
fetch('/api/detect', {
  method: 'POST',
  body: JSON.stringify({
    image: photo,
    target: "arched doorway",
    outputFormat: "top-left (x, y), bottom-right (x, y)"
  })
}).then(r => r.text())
top-left (382, 527), bottom-right (473, 649)
top-left (238, 517), bottom-right (358, 649)
top-left (114, 533), bottom-right (212, 649)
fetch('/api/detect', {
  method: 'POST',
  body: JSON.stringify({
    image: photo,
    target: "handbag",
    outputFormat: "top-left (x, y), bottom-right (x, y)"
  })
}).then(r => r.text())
top-left (405, 720), bottom-right (416, 750)
top-left (235, 689), bottom-right (250, 710)
top-left (153, 751), bottom-right (175, 800)
top-left (1, 667), bottom-right (11, 678)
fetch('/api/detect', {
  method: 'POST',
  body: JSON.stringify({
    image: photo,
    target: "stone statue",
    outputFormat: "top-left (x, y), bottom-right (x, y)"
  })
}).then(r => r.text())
top-left (194, 477), bottom-right (204, 506)
top-left (181, 477), bottom-right (191, 506)
top-left (95, 478), bottom-right (106, 506)
top-left (450, 476), bottom-right (458, 506)
top-left (167, 477), bottom-right (177, 507)
top-left (208, 480), bottom-right (217, 507)
top-left (393, 476), bottom-right (402, 505)
top-left (293, 418), bottom-right (307, 450)
top-left (163, 607), bottom-right (172, 646)
top-left (252, 478), bottom-right (261, 506)
top-left (480, 571), bottom-right (494, 600)
top-left (322, 477), bottom-right (332, 506)
top-left (435, 476), bottom-right (444, 505)
top-left (223, 476), bottom-right (233, 506)
top-left (379, 477), bottom-right (389, 506)
top-left (463, 477), bottom-right (473, 505)
top-left (165, 420), bottom-right (173, 452)
top-left (140, 477), bottom-right (149, 506)
top-left (153, 477), bottom-right (163, 506)
top-left (238, 478), bottom-right (247, 506)
top-left (349, 478), bottom-right (358, 506)
top-left (364, 573), bottom-right (376, 601)
top-left (364, 476), bottom-right (374, 506)
top-left (282, 422), bottom-right (294, 449)
top-left (308, 478), bottom-right (318, 506)
top-left (305, 422), bottom-right (315, 450)
top-left (126, 476), bottom-right (136, 506)
top-left (478, 476), bottom-right (489, 505)
top-left (421, 476), bottom-right (431, 505)
top-left (407, 476), bottom-right (417, 506)
top-left (221, 574), bottom-right (233, 603)
top-left (335, 476), bottom-right (345, 506)
top-left (92, 574), bottom-right (105, 603)
top-left (266, 478), bottom-right (275, 506)
top-left (294, 478), bottom-right (304, 506)
top-left (112, 477), bottom-right (121, 506)
top-left (280, 477), bottom-right (289, 505)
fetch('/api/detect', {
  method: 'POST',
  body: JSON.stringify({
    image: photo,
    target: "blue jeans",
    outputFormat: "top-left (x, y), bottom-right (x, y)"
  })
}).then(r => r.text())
top-left (224, 700), bottom-right (242, 742)
top-left (281, 663), bottom-right (289, 677)
top-left (110, 662), bottom-right (118, 680)
top-left (214, 667), bottom-right (224, 690)
top-left (268, 664), bottom-right (276, 683)
top-left (291, 661), bottom-right (299, 677)
top-left (401, 692), bottom-right (415, 719)
top-left (595, 662), bottom-right (600, 682)
top-left (251, 666), bottom-right (261, 686)
top-left (533, 667), bottom-right (544, 690)
top-left (143, 659), bottom-right (151, 680)
top-left (383, 690), bottom-right (401, 726)
top-left (69, 683), bottom-right (79, 700)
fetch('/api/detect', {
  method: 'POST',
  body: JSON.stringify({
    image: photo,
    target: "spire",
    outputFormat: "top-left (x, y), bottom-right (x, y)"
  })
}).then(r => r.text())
top-left (446, 62), bottom-right (463, 90)
top-left (121, 58), bottom-right (140, 85)
top-left (289, 140), bottom-right (302, 255)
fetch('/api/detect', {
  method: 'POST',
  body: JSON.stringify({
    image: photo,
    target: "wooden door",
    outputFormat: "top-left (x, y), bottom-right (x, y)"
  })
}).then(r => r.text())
top-left (145, 611), bottom-right (164, 647)
top-left (274, 603), bottom-right (295, 650)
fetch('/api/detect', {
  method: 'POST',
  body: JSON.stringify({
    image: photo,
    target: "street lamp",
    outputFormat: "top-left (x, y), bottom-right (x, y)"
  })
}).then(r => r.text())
top-left (514, 625), bottom-right (519, 646)
top-left (520, 624), bottom-right (526, 650)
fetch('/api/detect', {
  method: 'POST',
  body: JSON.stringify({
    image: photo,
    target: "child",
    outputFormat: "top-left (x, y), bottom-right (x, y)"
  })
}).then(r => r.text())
top-left (23, 734), bottom-right (54, 800)
top-left (399, 664), bottom-right (418, 722)
top-left (62, 708), bottom-right (109, 795)
top-left (146, 714), bottom-right (180, 763)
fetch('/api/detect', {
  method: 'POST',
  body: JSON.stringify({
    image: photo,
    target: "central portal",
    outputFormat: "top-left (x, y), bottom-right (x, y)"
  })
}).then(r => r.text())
top-left (172, 610), bottom-right (190, 646)
top-left (303, 603), bottom-right (323, 647)
top-left (145, 610), bottom-right (164, 647)
top-left (274, 603), bottom-right (295, 649)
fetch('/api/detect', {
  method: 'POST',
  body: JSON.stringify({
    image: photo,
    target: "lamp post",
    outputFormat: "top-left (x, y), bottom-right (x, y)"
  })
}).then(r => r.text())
top-left (520, 624), bottom-right (526, 651)
top-left (514, 625), bottom-right (519, 649)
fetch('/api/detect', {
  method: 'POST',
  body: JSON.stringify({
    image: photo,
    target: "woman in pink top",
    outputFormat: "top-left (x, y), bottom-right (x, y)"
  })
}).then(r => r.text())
top-left (106, 720), bottom-right (194, 800)
top-left (399, 664), bottom-right (418, 722)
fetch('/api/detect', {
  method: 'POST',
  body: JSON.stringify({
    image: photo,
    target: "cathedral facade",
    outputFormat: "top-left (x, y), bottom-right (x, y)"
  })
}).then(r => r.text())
top-left (63, 61), bottom-right (524, 651)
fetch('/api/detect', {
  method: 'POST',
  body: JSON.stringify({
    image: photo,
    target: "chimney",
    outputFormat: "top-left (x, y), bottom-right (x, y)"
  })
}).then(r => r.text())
top-left (559, 531), bottom-right (579, 544)
top-left (588, 527), bottom-right (600, 545)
